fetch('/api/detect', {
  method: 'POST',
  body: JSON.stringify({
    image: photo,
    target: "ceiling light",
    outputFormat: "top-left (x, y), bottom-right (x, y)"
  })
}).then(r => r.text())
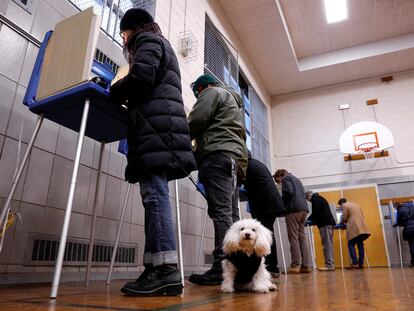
top-left (323, 0), bottom-right (348, 23)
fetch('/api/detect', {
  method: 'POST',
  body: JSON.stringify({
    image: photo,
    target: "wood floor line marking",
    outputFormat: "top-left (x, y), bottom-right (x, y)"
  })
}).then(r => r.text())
top-left (6, 299), bottom-right (151, 311)
top-left (4, 293), bottom-right (251, 311)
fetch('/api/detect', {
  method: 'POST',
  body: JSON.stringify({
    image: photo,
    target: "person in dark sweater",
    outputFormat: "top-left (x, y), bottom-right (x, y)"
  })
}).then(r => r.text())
top-left (306, 191), bottom-right (336, 271)
top-left (396, 201), bottom-right (414, 267)
top-left (110, 8), bottom-right (196, 296)
top-left (244, 153), bottom-right (285, 277)
top-left (273, 169), bottom-right (312, 273)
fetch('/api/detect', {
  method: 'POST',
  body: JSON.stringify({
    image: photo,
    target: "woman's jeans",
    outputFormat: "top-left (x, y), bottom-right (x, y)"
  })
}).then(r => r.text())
top-left (140, 173), bottom-right (178, 267)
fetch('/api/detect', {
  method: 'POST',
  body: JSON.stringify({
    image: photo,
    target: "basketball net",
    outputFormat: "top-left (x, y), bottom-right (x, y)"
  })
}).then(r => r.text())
top-left (358, 143), bottom-right (377, 161)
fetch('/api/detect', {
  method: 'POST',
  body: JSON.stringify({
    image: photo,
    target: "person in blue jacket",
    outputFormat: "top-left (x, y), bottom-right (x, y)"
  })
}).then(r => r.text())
top-left (396, 201), bottom-right (414, 267)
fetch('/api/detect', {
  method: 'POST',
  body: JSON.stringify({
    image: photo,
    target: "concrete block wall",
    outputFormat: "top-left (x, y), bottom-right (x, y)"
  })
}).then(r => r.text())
top-left (0, 0), bottom-right (279, 282)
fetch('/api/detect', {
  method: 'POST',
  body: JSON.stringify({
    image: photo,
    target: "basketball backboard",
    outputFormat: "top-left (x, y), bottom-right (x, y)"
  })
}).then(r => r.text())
top-left (339, 121), bottom-right (394, 154)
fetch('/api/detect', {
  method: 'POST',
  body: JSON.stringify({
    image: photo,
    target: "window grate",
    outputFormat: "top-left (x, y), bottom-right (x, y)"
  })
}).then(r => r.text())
top-left (204, 15), bottom-right (239, 91)
top-left (68, 0), bottom-right (157, 44)
top-left (13, 0), bottom-right (34, 14)
top-left (251, 89), bottom-right (271, 168)
top-left (31, 238), bottom-right (136, 265)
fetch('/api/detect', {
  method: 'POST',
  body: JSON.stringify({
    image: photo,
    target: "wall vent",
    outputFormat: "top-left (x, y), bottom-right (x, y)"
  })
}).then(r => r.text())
top-left (29, 236), bottom-right (137, 266)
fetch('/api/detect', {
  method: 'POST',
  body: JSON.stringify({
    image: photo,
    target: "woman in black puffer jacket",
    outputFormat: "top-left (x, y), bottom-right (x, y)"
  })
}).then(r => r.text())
top-left (110, 8), bottom-right (196, 297)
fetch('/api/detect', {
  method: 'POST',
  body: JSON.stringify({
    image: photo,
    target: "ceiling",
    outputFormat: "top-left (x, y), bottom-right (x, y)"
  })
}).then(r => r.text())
top-left (217, 0), bottom-right (414, 96)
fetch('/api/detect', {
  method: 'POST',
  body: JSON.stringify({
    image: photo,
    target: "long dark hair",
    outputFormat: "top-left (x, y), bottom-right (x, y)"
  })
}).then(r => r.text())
top-left (123, 22), bottom-right (163, 64)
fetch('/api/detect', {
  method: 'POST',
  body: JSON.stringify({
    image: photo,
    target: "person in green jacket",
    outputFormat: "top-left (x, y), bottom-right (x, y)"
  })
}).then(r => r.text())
top-left (188, 74), bottom-right (248, 285)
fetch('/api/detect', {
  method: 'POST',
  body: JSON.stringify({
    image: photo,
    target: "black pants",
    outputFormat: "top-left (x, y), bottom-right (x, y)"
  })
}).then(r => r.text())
top-left (199, 153), bottom-right (240, 270)
top-left (348, 235), bottom-right (365, 266)
top-left (251, 211), bottom-right (279, 273)
top-left (408, 236), bottom-right (414, 266)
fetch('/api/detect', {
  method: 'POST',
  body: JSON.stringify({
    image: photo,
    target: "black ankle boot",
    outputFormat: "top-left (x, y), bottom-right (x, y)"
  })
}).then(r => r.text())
top-left (121, 264), bottom-right (182, 296)
top-left (188, 267), bottom-right (223, 285)
top-left (131, 264), bottom-right (153, 284)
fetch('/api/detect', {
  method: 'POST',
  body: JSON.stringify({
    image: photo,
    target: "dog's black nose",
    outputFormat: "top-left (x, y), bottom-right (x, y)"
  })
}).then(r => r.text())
top-left (245, 232), bottom-right (251, 238)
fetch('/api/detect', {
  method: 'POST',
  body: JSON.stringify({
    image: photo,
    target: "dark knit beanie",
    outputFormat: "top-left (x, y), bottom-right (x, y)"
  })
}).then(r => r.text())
top-left (120, 8), bottom-right (154, 32)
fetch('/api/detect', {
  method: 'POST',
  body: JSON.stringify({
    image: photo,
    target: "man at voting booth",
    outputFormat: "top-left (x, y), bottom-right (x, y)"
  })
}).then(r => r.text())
top-left (396, 201), bottom-right (414, 267)
top-left (109, 8), bottom-right (196, 296)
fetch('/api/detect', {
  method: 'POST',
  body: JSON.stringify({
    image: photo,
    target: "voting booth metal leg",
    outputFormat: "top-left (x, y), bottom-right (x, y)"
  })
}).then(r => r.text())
top-left (311, 227), bottom-right (317, 270)
top-left (0, 115), bottom-right (44, 252)
top-left (338, 229), bottom-right (344, 270)
top-left (276, 218), bottom-right (286, 274)
top-left (174, 180), bottom-right (184, 286)
top-left (365, 252), bottom-right (370, 269)
top-left (50, 100), bottom-right (90, 299)
top-left (396, 227), bottom-right (404, 269)
top-left (106, 183), bottom-right (132, 285)
top-left (85, 141), bottom-right (105, 286)
top-left (307, 225), bottom-right (316, 271)
top-left (196, 205), bottom-right (208, 274)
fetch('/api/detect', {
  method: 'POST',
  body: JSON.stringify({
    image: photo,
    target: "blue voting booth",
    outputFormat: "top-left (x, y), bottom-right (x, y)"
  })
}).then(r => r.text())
top-left (0, 29), bottom-right (128, 298)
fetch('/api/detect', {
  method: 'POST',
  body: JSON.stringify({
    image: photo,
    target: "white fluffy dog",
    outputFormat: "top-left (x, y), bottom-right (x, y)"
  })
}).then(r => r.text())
top-left (221, 218), bottom-right (277, 294)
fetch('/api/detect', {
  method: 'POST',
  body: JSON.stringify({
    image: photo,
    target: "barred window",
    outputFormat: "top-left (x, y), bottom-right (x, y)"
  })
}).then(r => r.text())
top-left (251, 89), bottom-right (271, 168)
top-left (204, 15), bottom-right (239, 90)
top-left (203, 14), bottom-right (270, 166)
top-left (68, 0), bottom-right (156, 45)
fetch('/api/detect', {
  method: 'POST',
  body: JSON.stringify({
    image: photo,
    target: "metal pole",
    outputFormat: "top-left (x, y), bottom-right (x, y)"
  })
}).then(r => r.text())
top-left (85, 141), bottom-right (105, 286)
top-left (276, 218), bottom-right (286, 274)
top-left (311, 226), bottom-right (317, 270)
top-left (0, 115), bottom-right (44, 249)
top-left (365, 252), bottom-right (371, 269)
top-left (396, 226), bottom-right (404, 269)
top-left (112, 0), bottom-right (121, 38)
top-left (174, 180), bottom-right (184, 286)
top-left (105, 0), bottom-right (115, 32)
top-left (307, 225), bottom-right (316, 271)
top-left (196, 205), bottom-right (208, 274)
top-left (338, 228), bottom-right (344, 270)
top-left (106, 183), bottom-right (132, 285)
top-left (50, 99), bottom-right (90, 299)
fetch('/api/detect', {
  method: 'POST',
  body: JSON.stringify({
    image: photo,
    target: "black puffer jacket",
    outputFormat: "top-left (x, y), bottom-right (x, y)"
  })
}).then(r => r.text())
top-left (110, 31), bottom-right (196, 183)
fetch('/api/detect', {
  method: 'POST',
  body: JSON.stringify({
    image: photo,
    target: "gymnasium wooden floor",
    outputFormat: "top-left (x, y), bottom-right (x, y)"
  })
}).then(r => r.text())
top-left (1, 268), bottom-right (414, 311)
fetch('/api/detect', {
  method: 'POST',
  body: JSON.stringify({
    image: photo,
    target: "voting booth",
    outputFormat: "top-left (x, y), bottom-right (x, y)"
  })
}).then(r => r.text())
top-left (0, 8), bottom-right (129, 298)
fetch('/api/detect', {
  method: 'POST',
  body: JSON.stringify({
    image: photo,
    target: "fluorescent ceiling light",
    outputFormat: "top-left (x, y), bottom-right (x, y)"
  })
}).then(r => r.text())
top-left (323, 0), bottom-right (348, 23)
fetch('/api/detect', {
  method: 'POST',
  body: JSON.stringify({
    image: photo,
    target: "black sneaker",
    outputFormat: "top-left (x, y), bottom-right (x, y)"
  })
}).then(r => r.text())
top-left (121, 264), bottom-right (182, 296)
top-left (188, 268), bottom-right (223, 285)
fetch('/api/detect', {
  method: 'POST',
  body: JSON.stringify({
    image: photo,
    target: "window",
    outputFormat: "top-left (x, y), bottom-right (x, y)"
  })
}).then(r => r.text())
top-left (13, 0), bottom-right (34, 14)
top-left (203, 15), bottom-right (271, 166)
top-left (68, 0), bottom-right (156, 44)
top-left (204, 15), bottom-right (239, 89)
top-left (250, 89), bottom-right (270, 168)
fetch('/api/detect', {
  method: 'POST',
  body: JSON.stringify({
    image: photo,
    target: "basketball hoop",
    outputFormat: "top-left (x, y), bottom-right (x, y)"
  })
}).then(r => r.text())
top-left (339, 121), bottom-right (394, 162)
top-left (357, 142), bottom-right (377, 160)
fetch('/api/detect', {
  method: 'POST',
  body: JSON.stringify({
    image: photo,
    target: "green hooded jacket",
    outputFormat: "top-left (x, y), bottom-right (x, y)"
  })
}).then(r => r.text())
top-left (188, 86), bottom-right (248, 175)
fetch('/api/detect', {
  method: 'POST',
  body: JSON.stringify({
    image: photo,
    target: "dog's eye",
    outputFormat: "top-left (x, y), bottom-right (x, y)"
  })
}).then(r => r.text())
top-left (241, 227), bottom-right (244, 231)
top-left (252, 228), bottom-right (256, 232)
